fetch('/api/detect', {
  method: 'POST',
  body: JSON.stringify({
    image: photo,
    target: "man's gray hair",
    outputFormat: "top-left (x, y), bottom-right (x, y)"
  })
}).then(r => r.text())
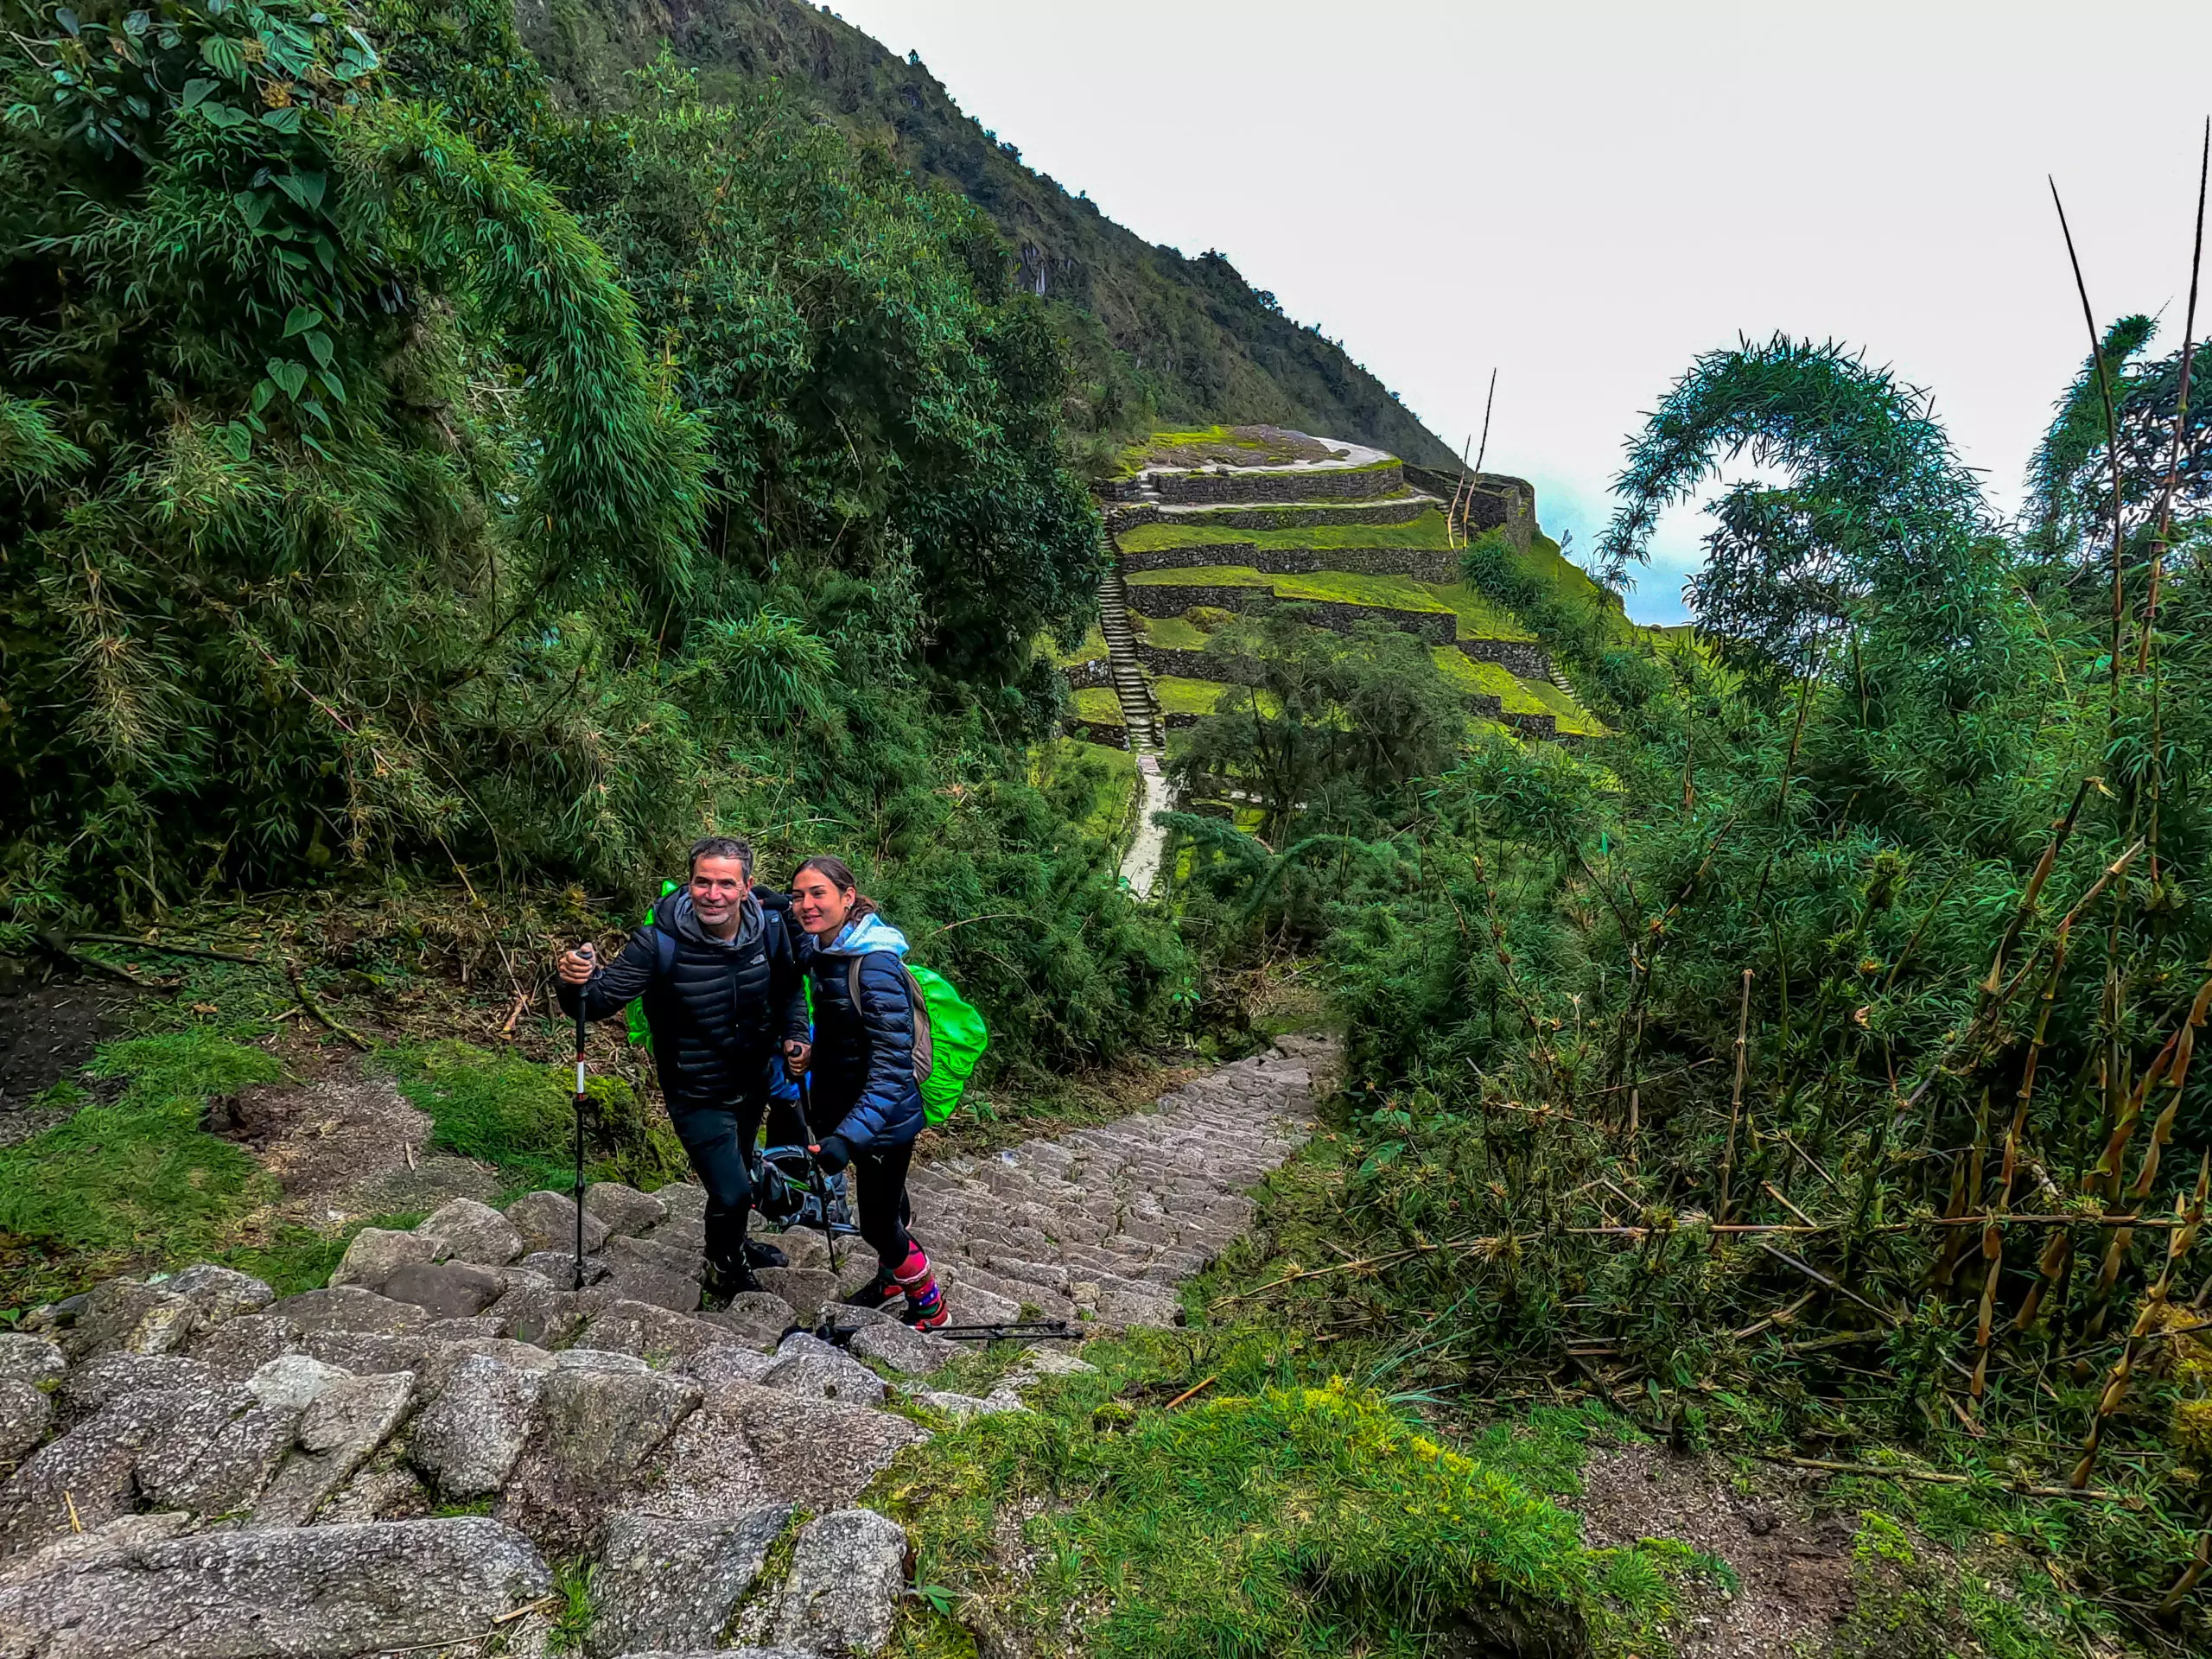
top-left (688, 835), bottom-right (753, 879)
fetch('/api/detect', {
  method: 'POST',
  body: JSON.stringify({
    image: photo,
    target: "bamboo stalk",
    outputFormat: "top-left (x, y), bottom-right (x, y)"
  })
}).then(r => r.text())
top-left (2050, 177), bottom-right (2133, 699)
top-left (2139, 118), bottom-right (2208, 676)
top-left (1716, 969), bottom-right (1754, 1229)
top-left (2070, 1153), bottom-right (2208, 1489)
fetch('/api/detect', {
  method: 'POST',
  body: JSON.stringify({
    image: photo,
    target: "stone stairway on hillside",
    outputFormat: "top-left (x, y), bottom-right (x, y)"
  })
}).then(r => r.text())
top-left (0, 1042), bottom-right (1332, 1659)
top-left (1096, 564), bottom-right (1162, 753)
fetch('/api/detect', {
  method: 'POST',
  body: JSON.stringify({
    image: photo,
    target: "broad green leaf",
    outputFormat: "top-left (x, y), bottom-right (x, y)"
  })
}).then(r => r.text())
top-left (267, 358), bottom-right (308, 399)
top-left (180, 78), bottom-right (219, 111)
top-left (251, 377), bottom-right (274, 413)
top-left (316, 369), bottom-right (347, 403)
top-left (260, 105), bottom-right (302, 134)
top-left (122, 10), bottom-right (149, 36)
top-left (1357, 1141), bottom-right (1405, 1177)
top-left (303, 330), bottom-right (334, 370)
top-left (54, 9), bottom-right (79, 36)
top-left (282, 305), bottom-right (323, 339)
top-left (200, 35), bottom-right (244, 79)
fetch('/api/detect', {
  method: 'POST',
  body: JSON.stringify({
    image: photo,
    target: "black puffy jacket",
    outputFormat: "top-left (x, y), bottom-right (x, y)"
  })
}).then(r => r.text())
top-left (804, 914), bottom-right (924, 1153)
top-left (558, 889), bottom-right (808, 1110)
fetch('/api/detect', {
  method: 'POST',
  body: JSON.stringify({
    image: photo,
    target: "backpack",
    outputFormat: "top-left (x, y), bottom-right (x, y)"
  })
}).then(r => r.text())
top-left (844, 955), bottom-right (988, 1126)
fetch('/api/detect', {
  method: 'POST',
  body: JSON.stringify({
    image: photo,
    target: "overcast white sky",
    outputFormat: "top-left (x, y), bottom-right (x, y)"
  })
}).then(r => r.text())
top-left (830, 0), bottom-right (2212, 622)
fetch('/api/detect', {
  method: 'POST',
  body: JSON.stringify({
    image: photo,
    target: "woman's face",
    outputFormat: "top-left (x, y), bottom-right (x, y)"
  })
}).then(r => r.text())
top-left (790, 867), bottom-right (855, 938)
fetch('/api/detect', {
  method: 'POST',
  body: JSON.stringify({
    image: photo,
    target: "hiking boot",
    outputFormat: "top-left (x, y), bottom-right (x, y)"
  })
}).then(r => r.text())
top-left (892, 1243), bottom-right (946, 1331)
top-left (842, 1269), bottom-right (902, 1311)
top-left (701, 1261), bottom-right (764, 1307)
top-left (743, 1237), bottom-right (789, 1269)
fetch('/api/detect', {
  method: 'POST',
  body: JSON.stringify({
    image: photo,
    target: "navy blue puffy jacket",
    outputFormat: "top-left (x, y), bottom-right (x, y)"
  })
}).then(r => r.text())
top-left (804, 920), bottom-right (924, 1152)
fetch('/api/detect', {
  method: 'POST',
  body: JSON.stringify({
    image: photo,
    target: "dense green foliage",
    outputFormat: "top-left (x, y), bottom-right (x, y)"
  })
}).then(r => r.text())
top-left (1162, 334), bottom-right (2212, 1644)
top-left (0, 0), bottom-right (1181, 1077)
top-left (510, 0), bottom-right (1460, 474)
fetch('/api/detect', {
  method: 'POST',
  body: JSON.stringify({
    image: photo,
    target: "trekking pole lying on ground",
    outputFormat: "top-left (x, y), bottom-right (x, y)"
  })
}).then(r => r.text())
top-left (808, 1318), bottom-right (1082, 1345)
top-left (571, 944), bottom-right (593, 1294)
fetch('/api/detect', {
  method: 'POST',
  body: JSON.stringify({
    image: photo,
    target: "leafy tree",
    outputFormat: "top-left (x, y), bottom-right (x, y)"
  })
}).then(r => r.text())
top-left (1170, 611), bottom-right (1465, 842)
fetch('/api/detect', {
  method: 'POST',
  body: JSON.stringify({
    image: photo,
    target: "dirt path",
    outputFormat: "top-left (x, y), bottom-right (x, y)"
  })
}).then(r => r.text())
top-left (1117, 755), bottom-right (1177, 899)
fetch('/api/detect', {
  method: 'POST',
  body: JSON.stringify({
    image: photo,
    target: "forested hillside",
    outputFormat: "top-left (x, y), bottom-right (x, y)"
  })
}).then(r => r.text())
top-left (509, 0), bottom-right (1462, 471)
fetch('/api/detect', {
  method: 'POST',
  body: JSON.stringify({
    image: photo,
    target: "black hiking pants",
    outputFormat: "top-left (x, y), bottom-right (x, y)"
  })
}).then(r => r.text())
top-left (849, 1138), bottom-right (918, 1271)
top-left (668, 1091), bottom-right (767, 1277)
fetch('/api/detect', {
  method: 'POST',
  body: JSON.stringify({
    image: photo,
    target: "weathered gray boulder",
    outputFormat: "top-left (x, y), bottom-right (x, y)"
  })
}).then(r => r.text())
top-left (938, 1279), bottom-right (1021, 1326)
top-left (251, 1370), bottom-right (415, 1527)
top-left (410, 1353), bottom-right (549, 1499)
top-left (60, 1352), bottom-right (225, 1421)
top-left (416, 1196), bottom-right (525, 1267)
top-left (189, 1311), bottom-right (302, 1375)
top-left (499, 1365), bottom-right (701, 1549)
top-left (270, 1286), bottom-right (430, 1334)
top-left (607, 1233), bottom-right (703, 1279)
top-left (585, 1508), bottom-right (791, 1658)
top-left (0, 1515), bottom-right (550, 1659)
top-left (583, 1181), bottom-right (669, 1238)
top-left (760, 1332), bottom-right (887, 1407)
top-left (845, 1313), bottom-right (961, 1376)
top-left (162, 1263), bottom-right (275, 1332)
top-left (753, 1267), bottom-right (841, 1323)
top-left (136, 1382), bottom-right (299, 1516)
top-left (517, 1249), bottom-right (611, 1286)
top-left (0, 1381), bottom-right (54, 1465)
top-left (555, 1348), bottom-right (650, 1375)
top-left (0, 1335), bottom-right (62, 1388)
top-left (0, 1389), bottom-right (183, 1553)
top-left (58, 1279), bottom-right (195, 1362)
top-left (578, 1300), bottom-right (728, 1363)
top-left (651, 1180), bottom-right (708, 1222)
top-left (381, 1259), bottom-right (505, 1319)
top-left (601, 1263), bottom-right (703, 1313)
top-left (918, 1389), bottom-right (1020, 1420)
top-left (422, 1313), bottom-right (507, 1343)
top-left (676, 1345), bottom-right (780, 1389)
top-left (697, 1291), bottom-right (796, 1350)
top-left (649, 1382), bottom-right (925, 1519)
top-left (319, 1443), bottom-right (433, 1525)
top-left (768, 1508), bottom-right (908, 1656)
top-left (487, 1283), bottom-right (611, 1348)
top-left (505, 1190), bottom-right (611, 1257)
top-left (245, 1353), bottom-right (353, 1411)
top-left (416, 1335), bottom-right (555, 1396)
top-left (297, 1329), bottom-right (430, 1376)
top-left (327, 1225), bottom-right (436, 1291)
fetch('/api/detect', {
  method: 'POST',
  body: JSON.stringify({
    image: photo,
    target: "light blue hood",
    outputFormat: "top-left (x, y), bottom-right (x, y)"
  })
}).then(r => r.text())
top-left (828, 912), bottom-right (909, 958)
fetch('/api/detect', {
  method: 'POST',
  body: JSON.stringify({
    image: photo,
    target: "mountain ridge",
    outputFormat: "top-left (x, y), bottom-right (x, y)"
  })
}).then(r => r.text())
top-left (514, 0), bottom-right (1464, 470)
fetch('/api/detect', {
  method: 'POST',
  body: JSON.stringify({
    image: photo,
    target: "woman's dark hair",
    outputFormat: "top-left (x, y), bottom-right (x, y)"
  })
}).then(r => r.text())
top-left (794, 855), bottom-right (878, 918)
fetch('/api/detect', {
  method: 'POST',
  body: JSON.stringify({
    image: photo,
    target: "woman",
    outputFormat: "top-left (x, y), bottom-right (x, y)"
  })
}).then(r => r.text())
top-left (786, 855), bottom-right (946, 1329)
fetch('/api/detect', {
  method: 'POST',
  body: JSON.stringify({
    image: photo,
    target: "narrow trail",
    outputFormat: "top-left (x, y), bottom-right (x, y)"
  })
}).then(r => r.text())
top-left (0, 1040), bottom-right (1334, 1659)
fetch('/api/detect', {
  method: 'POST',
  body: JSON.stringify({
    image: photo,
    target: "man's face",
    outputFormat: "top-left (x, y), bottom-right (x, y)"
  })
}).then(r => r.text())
top-left (689, 855), bottom-right (751, 931)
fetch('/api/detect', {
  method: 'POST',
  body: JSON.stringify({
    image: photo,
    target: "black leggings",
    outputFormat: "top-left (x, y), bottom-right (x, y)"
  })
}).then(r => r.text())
top-left (849, 1138), bottom-right (917, 1272)
top-left (667, 1094), bottom-right (768, 1276)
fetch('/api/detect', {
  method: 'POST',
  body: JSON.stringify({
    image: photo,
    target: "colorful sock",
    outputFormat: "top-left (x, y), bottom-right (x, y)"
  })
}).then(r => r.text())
top-left (893, 1243), bottom-right (945, 1327)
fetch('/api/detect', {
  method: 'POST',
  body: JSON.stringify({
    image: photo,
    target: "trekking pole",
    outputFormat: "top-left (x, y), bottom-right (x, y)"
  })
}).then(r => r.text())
top-left (792, 1071), bottom-right (841, 1277)
top-left (571, 944), bottom-right (593, 1293)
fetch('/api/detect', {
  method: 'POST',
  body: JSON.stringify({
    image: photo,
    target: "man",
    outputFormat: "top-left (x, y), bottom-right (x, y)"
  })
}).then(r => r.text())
top-left (556, 836), bottom-right (810, 1300)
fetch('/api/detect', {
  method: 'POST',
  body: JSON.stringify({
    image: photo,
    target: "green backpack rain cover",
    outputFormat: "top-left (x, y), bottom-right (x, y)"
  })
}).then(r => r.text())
top-left (626, 880), bottom-right (679, 1049)
top-left (831, 956), bottom-right (989, 1126)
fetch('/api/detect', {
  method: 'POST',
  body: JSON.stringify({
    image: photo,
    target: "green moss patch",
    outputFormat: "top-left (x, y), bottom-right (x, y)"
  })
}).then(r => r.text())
top-left (385, 1041), bottom-right (685, 1198)
top-left (1071, 686), bottom-right (1126, 723)
top-left (1049, 625), bottom-right (1109, 668)
top-left (881, 1332), bottom-right (1685, 1659)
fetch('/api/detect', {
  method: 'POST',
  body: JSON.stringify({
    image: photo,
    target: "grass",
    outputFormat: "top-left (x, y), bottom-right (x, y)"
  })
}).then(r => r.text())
top-left (1132, 613), bottom-right (1212, 652)
top-left (1127, 567), bottom-right (1535, 643)
top-left (383, 1041), bottom-right (686, 1198)
top-left (1119, 507), bottom-right (1452, 556)
top-left (877, 1326), bottom-right (1688, 1659)
top-left (1152, 677), bottom-right (1234, 717)
top-left (1049, 624), bottom-right (1109, 668)
top-left (1071, 686), bottom-right (1125, 724)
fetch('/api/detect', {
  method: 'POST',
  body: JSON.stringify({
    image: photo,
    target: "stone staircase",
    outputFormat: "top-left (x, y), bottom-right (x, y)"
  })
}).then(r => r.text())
top-left (1096, 563), bottom-right (1162, 753)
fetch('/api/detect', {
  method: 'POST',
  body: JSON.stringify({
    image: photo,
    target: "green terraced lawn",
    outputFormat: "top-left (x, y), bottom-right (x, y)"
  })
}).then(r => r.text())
top-left (1120, 507), bottom-right (1451, 556)
top-left (1051, 624), bottom-right (1109, 668)
top-left (1127, 566), bottom-right (1534, 643)
top-left (1153, 677), bottom-right (1235, 716)
top-left (1516, 676), bottom-right (1609, 736)
top-left (1134, 613), bottom-right (1212, 652)
top-left (1071, 687), bottom-right (1124, 723)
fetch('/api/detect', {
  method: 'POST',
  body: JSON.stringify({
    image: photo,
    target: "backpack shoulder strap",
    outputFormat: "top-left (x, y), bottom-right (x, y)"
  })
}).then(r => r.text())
top-left (847, 955), bottom-right (933, 1083)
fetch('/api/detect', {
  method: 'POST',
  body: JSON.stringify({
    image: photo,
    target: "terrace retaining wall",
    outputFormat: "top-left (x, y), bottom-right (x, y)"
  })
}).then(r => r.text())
top-left (1106, 497), bottom-right (1431, 533)
top-left (1117, 544), bottom-right (1465, 582)
top-left (1122, 582), bottom-right (1458, 645)
top-left (1154, 462), bottom-right (1404, 505)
